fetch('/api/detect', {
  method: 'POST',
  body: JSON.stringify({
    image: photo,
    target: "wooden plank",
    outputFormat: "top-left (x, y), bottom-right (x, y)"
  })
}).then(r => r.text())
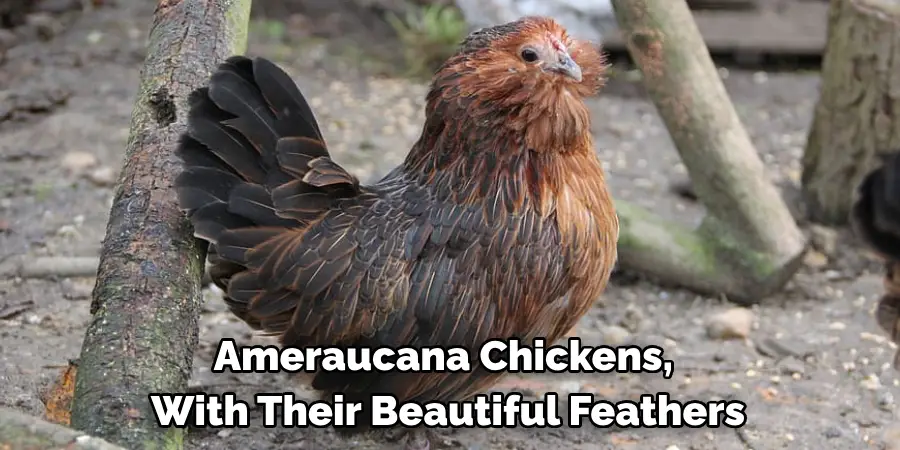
top-left (605, 1), bottom-right (829, 55)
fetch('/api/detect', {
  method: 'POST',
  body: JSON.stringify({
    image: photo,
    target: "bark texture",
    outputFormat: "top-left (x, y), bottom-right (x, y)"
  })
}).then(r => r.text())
top-left (611, 0), bottom-right (808, 303)
top-left (802, 0), bottom-right (900, 225)
top-left (70, 1), bottom-right (251, 449)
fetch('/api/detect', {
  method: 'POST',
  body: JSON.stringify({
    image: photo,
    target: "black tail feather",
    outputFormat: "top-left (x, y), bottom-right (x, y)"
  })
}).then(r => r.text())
top-left (252, 57), bottom-right (324, 141)
top-left (175, 55), bottom-right (354, 298)
top-left (175, 56), bottom-right (371, 424)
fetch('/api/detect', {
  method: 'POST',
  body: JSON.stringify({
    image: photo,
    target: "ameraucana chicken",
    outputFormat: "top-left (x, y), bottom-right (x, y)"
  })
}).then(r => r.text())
top-left (851, 151), bottom-right (900, 370)
top-left (175, 16), bottom-right (618, 449)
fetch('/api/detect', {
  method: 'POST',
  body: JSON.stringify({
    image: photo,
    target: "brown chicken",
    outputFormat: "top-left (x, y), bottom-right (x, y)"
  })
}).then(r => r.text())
top-left (851, 152), bottom-right (900, 370)
top-left (175, 16), bottom-right (618, 448)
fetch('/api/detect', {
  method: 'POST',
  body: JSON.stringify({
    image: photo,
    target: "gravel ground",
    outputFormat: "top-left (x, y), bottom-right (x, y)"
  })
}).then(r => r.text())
top-left (0, 2), bottom-right (898, 450)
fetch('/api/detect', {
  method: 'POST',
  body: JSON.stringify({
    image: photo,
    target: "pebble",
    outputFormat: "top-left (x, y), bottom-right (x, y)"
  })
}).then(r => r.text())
top-left (24, 314), bottom-right (42, 325)
top-left (803, 250), bottom-right (828, 268)
top-left (557, 381), bottom-right (582, 395)
top-left (62, 279), bottom-right (93, 300)
top-left (601, 325), bottom-right (632, 346)
top-left (61, 151), bottom-right (98, 172)
top-left (860, 374), bottom-right (882, 390)
top-left (776, 356), bottom-right (806, 376)
top-left (884, 426), bottom-right (900, 450)
top-left (705, 308), bottom-right (754, 340)
top-left (618, 305), bottom-right (644, 333)
top-left (809, 224), bottom-right (838, 256)
top-left (56, 224), bottom-right (78, 237)
top-left (752, 71), bottom-right (768, 84)
top-left (26, 13), bottom-right (63, 40)
top-left (823, 426), bottom-right (843, 439)
top-left (877, 391), bottom-right (894, 411)
top-left (86, 166), bottom-right (117, 186)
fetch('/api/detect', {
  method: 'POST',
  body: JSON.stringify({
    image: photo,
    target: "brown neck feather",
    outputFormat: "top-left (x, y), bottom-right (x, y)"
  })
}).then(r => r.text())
top-left (402, 86), bottom-right (615, 240)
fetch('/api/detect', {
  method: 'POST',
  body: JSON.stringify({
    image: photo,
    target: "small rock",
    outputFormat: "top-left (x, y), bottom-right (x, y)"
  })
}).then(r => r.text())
top-left (56, 224), bottom-right (78, 237)
top-left (601, 325), bottom-right (632, 346)
top-left (556, 381), bottom-right (582, 394)
top-left (822, 426), bottom-right (842, 439)
top-left (705, 308), bottom-right (754, 340)
top-left (24, 314), bottom-right (42, 325)
top-left (618, 305), bottom-right (644, 333)
top-left (877, 391), bottom-right (894, 411)
top-left (86, 30), bottom-right (103, 44)
top-left (62, 279), bottom-right (93, 300)
top-left (26, 13), bottom-right (63, 40)
top-left (87, 166), bottom-right (117, 186)
top-left (776, 356), bottom-right (806, 376)
top-left (803, 250), bottom-right (828, 269)
top-left (884, 426), bottom-right (900, 450)
top-left (809, 224), bottom-right (838, 256)
top-left (860, 374), bottom-right (882, 390)
top-left (61, 151), bottom-right (98, 172)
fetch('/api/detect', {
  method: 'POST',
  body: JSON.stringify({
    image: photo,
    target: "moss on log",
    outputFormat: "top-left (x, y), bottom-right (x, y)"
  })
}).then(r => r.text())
top-left (0, 406), bottom-right (126, 450)
top-left (610, 0), bottom-right (808, 303)
top-left (802, 0), bottom-right (900, 225)
top-left (70, 1), bottom-right (251, 449)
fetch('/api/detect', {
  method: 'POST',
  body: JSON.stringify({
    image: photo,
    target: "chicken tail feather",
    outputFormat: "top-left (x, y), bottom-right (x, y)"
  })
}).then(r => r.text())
top-left (175, 56), bottom-right (360, 324)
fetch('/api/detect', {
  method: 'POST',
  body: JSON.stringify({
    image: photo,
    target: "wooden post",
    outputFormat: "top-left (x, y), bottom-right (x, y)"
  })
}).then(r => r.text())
top-left (802, 0), bottom-right (900, 225)
top-left (70, 1), bottom-right (251, 449)
top-left (609, 0), bottom-right (808, 303)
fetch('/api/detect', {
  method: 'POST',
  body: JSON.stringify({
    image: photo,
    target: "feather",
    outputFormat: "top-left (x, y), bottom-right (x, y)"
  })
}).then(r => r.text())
top-left (172, 18), bottom-right (620, 443)
top-left (252, 57), bottom-right (324, 141)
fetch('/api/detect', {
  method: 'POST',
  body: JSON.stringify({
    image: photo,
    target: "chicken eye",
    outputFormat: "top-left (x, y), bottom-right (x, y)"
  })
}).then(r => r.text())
top-left (520, 48), bottom-right (539, 63)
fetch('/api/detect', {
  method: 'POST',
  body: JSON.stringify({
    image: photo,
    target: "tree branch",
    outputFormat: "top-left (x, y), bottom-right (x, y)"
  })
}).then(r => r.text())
top-left (70, 1), bottom-right (251, 449)
top-left (610, 0), bottom-right (808, 303)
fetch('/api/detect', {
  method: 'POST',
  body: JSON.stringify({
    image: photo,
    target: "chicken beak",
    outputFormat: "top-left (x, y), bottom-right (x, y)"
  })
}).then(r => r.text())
top-left (549, 52), bottom-right (582, 82)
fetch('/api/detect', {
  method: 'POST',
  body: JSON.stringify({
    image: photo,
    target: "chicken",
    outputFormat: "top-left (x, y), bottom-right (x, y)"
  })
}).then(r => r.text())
top-left (851, 152), bottom-right (900, 370)
top-left (175, 16), bottom-right (618, 448)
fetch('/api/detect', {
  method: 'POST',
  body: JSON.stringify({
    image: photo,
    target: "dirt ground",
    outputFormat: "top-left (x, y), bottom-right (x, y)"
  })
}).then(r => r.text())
top-left (1, 2), bottom-right (899, 450)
